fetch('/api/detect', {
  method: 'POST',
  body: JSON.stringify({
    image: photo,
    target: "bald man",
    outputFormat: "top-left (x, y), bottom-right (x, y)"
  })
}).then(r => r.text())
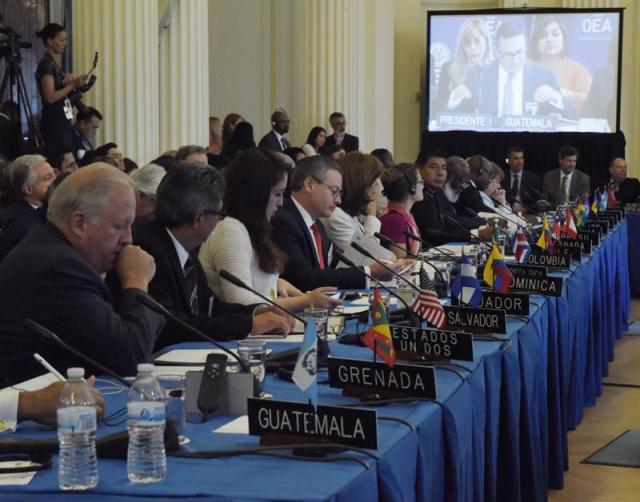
top-left (608, 157), bottom-right (640, 205)
top-left (0, 164), bottom-right (165, 385)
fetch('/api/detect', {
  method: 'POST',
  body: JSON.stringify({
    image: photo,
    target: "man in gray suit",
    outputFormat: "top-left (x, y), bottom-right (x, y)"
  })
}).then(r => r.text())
top-left (542, 145), bottom-right (590, 208)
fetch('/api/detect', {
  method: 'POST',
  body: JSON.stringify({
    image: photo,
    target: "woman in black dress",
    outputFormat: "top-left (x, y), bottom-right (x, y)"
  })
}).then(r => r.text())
top-left (34, 23), bottom-right (85, 149)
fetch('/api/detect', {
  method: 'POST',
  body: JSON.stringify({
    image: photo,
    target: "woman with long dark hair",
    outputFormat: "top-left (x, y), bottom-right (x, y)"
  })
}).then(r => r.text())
top-left (34, 23), bottom-right (85, 148)
top-left (304, 126), bottom-right (327, 153)
top-left (221, 121), bottom-right (255, 160)
top-left (199, 148), bottom-right (340, 310)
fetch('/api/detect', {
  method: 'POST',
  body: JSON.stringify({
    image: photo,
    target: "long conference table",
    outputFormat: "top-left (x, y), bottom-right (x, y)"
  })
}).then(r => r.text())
top-left (2, 218), bottom-right (630, 502)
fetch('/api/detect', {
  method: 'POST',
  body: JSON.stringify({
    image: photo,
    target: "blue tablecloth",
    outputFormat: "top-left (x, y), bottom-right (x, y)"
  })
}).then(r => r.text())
top-left (1, 220), bottom-right (630, 501)
top-left (627, 212), bottom-right (640, 297)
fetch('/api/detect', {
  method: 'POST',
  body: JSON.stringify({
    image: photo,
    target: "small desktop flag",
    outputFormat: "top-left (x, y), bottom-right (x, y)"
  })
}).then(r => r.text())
top-left (513, 228), bottom-right (532, 263)
top-left (483, 242), bottom-right (512, 293)
top-left (583, 195), bottom-right (591, 219)
top-left (536, 215), bottom-right (554, 254)
top-left (575, 200), bottom-right (587, 228)
top-left (411, 264), bottom-right (446, 328)
top-left (362, 288), bottom-right (396, 367)
top-left (591, 190), bottom-right (599, 214)
top-left (451, 256), bottom-right (482, 307)
top-left (607, 187), bottom-right (618, 208)
top-left (551, 211), bottom-right (562, 240)
top-left (598, 189), bottom-right (608, 211)
top-left (562, 207), bottom-right (577, 239)
top-left (292, 317), bottom-right (318, 408)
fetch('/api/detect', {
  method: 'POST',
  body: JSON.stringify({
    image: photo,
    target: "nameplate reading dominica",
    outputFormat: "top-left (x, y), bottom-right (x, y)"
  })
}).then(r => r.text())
top-left (327, 357), bottom-right (437, 398)
top-left (389, 325), bottom-right (474, 361)
top-left (527, 253), bottom-right (571, 269)
top-left (509, 273), bottom-right (563, 297)
top-left (443, 305), bottom-right (507, 334)
top-left (247, 398), bottom-right (378, 449)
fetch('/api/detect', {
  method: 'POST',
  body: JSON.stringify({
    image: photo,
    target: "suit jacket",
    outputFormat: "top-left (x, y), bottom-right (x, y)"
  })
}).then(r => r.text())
top-left (258, 130), bottom-right (289, 152)
top-left (271, 198), bottom-right (365, 291)
top-left (411, 187), bottom-right (484, 246)
top-left (542, 168), bottom-right (591, 208)
top-left (465, 61), bottom-right (572, 117)
top-left (0, 207), bottom-right (46, 263)
top-left (325, 133), bottom-right (359, 153)
top-left (128, 221), bottom-right (256, 349)
top-left (72, 127), bottom-right (94, 160)
top-left (0, 223), bottom-right (165, 385)
top-left (501, 169), bottom-right (542, 210)
top-left (0, 199), bottom-right (36, 230)
top-left (455, 184), bottom-right (495, 216)
top-left (614, 178), bottom-right (640, 204)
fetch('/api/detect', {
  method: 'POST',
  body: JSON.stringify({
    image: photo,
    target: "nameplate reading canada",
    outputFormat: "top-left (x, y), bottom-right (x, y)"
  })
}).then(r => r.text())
top-left (247, 398), bottom-right (378, 449)
top-left (390, 325), bottom-right (474, 361)
top-left (556, 239), bottom-right (583, 260)
top-left (327, 357), bottom-right (437, 398)
top-left (443, 305), bottom-right (507, 334)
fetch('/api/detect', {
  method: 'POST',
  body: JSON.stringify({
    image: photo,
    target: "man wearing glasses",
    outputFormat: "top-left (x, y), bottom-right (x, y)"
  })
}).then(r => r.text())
top-left (325, 112), bottom-right (359, 153)
top-left (272, 156), bottom-right (401, 292)
top-left (464, 21), bottom-right (568, 118)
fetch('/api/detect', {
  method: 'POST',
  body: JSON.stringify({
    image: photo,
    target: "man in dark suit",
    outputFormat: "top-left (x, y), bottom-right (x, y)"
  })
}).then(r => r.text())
top-left (461, 22), bottom-right (570, 119)
top-left (411, 150), bottom-right (488, 247)
top-left (258, 110), bottom-right (291, 152)
top-left (608, 157), bottom-right (640, 204)
top-left (455, 154), bottom-right (495, 216)
top-left (0, 164), bottom-right (165, 385)
top-left (128, 163), bottom-right (291, 349)
top-left (0, 154), bottom-right (56, 230)
top-left (325, 112), bottom-right (359, 153)
top-left (501, 146), bottom-right (542, 212)
top-left (72, 107), bottom-right (102, 163)
top-left (542, 145), bottom-right (591, 208)
top-left (271, 156), bottom-right (399, 291)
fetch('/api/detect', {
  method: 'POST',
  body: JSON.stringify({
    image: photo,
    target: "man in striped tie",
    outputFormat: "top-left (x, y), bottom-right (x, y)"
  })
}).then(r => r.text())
top-left (126, 162), bottom-right (293, 349)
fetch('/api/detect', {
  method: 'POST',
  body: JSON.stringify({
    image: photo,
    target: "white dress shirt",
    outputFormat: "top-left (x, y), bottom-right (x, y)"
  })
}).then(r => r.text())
top-left (498, 66), bottom-right (523, 116)
top-left (560, 171), bottom-right (574, 201)
top-left (166, 228), bottom-right (190, 270)
top-left (0, 388), bottom-right (19, 432)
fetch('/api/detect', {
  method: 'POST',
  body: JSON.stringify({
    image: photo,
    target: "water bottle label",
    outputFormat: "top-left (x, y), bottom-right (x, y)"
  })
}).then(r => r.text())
top-left (128, 402), bottom-right (166, 425)
top-left (57, 406), bottom-right (97, 432)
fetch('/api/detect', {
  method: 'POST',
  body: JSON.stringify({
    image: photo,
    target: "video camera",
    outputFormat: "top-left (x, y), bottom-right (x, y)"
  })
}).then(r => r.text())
top-left (0, 22), bottom-right (32, 61)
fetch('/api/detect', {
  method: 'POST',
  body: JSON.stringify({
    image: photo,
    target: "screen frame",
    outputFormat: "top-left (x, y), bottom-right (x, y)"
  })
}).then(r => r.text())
top-left (424, 7), bottom-right (625, 133)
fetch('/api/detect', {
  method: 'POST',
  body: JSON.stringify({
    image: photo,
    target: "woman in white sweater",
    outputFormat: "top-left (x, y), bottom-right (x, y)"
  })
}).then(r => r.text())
top-left (322, 152), bottom-right (384, 251)
top-left (199, 148), bottom-right (340, 311)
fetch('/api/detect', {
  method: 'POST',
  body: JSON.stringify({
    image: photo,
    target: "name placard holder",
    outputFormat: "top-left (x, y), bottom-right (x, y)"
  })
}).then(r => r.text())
top-left (443, 305), bottom-right (507, 334)
top-left (390, 325), bottom-right (474, 361)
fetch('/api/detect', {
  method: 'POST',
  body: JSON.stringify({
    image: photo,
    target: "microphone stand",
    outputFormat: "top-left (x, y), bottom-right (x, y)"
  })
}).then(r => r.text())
top-left (403, 231), bottom-right (462, 263)
top-left (443, 215), bottom-right (491, 249)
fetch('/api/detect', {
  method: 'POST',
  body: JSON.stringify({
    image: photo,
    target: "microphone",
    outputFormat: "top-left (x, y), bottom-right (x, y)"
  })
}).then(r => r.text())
top-left (25, 319), bottom-right (131, 388)
top-left (134, 292), bottom-right (249, 372)
top-left (349, 242), bottom-right (419, 293)
top-left (464, 206), bottom-right (518, 237)
top-left (333, 251), bottom-right (414, 314)
top-left (443, 214), bottom-right (492, 248)
top-left (218, 269), bottom-right (307, 326)
top-left (403, 230), bottom-right (462, 263)
top-left (373, 232), bottom-right (446, 283)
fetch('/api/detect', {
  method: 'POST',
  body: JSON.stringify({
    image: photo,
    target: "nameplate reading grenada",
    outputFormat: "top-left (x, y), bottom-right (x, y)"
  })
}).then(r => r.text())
top-left (247, 398), bottom-right (378, 449)
top-left (443, 305), bottom-right (507, 334)
top-left (327, 357), bottom-right (437, 398)
top-left (389, 325), bottom-right (474, 361)
top-left (527, 252), bottom-right (571, 269)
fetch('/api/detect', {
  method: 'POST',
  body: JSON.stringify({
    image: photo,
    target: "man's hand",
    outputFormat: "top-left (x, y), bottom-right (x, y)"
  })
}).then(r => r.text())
top-left (17, 377), bottom-right (104, 426)
top-left (116, 245), bottom-right (156, 291)
top-left (534, 85), bottom-right (562, 107)
top-left (370, 259), bottom-right (413, 282)
top-left (306, 287), bottom-right (342, 309)
top-left (251, 311), bottom-right (293, 337)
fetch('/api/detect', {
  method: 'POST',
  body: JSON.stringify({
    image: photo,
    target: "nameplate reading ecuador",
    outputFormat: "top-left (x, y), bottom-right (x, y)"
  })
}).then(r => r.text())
top-left (556, 239), bottom-right (583, 260)
top-left (443, 305), bottom-right (507, 334)
top-left (477, 291), bottom-right (530, 316)
top-left (389, 325), bottom-right (474, 361)
top-left (527, 252), bottom-right (571, 269)
top-left (327, 357), bottom-right (437, 398)
top-left (247, 398), bottom-right (378, 449)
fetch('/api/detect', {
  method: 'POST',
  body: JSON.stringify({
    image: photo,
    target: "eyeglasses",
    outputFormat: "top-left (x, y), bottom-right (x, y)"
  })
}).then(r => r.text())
top-left (312, 178), bottom-right (342, 198)
top-left (499, 48), bottom-right (525, 60)
top-left (202, 209), bottom-right (226, 220)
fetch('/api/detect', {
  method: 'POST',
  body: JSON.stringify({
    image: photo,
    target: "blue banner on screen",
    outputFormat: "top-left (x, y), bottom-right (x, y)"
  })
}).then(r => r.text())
top-left (427, 10), bottom-right (621, 133)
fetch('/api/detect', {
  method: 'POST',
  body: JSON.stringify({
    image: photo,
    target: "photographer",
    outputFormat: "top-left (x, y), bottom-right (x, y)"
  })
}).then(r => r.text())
top-left (34, 23), bottom-right (85, 149)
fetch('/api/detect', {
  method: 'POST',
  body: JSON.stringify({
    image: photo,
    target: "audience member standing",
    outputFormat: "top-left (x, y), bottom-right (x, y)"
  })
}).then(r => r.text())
top-left (325, 112), bottom-right (359, 153)
top-left (72, 107), bottom-right (102, 162)
top-left (222, 122), bottom-right (256, 160)
top-left (258, 110), bottom-right (291, 152)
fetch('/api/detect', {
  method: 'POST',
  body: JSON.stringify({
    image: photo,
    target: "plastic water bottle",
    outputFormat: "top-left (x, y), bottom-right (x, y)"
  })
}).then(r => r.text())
top-left (57, 367), bottom-right (98, 490)
top-left (127, 363), bottom-right (166, 483)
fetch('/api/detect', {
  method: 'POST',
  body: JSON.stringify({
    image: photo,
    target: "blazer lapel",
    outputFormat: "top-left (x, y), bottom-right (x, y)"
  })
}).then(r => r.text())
top-left (286, 199), bottom-right (323, 268)
top-left (156, 223), bottom-right (191, 308)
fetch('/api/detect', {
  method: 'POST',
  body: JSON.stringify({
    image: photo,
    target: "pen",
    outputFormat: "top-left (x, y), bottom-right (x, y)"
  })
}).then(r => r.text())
top-left (33, 353), bottom-right (66, 381)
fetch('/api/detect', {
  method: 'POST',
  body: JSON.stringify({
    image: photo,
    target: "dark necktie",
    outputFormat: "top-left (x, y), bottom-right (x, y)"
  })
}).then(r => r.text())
top-left (310, 222), bottom-right (325, 269)
top-left (183, 257), bottom-right (199, 315)
top-left (560, 175), bottom-right (570, 203)
top-left (281, 137), bottom-right (289, 150)
top-left (512, 173), bottom-right (521, 200)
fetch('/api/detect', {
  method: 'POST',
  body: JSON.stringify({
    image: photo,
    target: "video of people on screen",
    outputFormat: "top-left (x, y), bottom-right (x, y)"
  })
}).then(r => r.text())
top-left (427, 11), bottom-right (620, 133)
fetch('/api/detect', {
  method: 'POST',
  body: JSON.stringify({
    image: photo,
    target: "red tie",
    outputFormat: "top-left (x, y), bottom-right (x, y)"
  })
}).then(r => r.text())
top-left (310, 222), bottom-right (325, 269)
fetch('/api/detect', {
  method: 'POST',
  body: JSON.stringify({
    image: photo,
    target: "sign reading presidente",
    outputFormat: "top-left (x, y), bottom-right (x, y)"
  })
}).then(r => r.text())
top-left (327, 357), bottom-right (437, 398)
top-left (390, 325), bottom-right (474, 361)
top-left (443, 305), bottom-right (507, 334)
top-left (247, 398), bottom-right (378, 449)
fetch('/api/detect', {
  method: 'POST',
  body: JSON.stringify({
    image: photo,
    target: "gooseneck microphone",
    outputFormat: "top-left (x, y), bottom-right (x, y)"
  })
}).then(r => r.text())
top-left (373, 232), bottom-right (446, 283)
top-left (218, 270), bottom-right (307, 326)
top-left (134, 292), bottom-right (249, 372)
top-left (403, 230), bottom-right (462, 262)
top-left (25, 319), bottom-right (132, 387)
top-left (349, 242), bottom-right (420, 293)
top-left (443, 214), bottom-right (491, 248)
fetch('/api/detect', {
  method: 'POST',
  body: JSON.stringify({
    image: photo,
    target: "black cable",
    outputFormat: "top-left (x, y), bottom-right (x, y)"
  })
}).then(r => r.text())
top-left (378, 416), bottom-right (416, 431)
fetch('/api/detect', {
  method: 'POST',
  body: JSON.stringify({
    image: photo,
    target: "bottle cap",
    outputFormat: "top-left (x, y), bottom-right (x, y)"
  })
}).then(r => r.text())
top-left (137, 363), bottom-right (154, 373)
top-left (67, 367), bottom-right (85, 378)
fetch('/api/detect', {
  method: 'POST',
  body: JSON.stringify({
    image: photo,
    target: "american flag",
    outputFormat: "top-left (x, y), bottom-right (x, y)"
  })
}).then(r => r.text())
top-left (411, 264), bottom-right (446, 328)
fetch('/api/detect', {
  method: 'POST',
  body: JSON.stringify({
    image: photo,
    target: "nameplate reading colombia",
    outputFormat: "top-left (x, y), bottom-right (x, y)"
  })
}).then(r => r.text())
top-left (527, 252), bottom-right (571, 269)
top-left (443, 305), bottom-right (507, 334)
top-left (247, 398), bottom-right (378, 449)
top-left (327, 357), bottom-right (437, 398)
